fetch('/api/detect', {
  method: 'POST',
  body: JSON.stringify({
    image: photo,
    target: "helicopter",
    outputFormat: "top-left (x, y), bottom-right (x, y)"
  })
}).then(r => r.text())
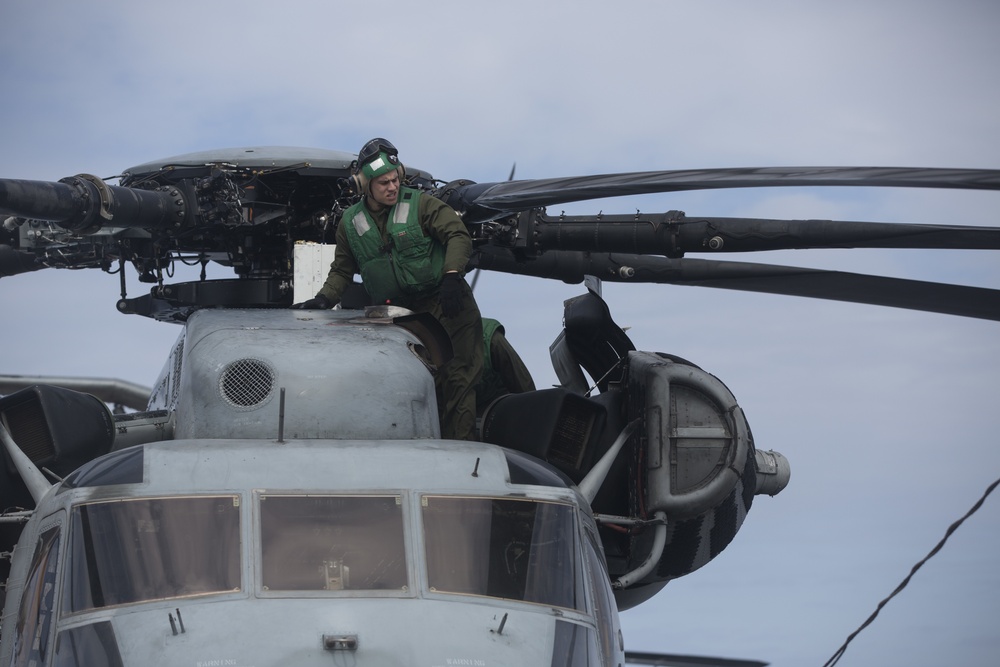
top-left (0, 145), bottom-right (998, 667)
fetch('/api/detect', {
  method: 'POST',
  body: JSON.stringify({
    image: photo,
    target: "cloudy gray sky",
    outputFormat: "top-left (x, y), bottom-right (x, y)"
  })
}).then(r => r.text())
top-left (2, 2), bottom-right (999, 665)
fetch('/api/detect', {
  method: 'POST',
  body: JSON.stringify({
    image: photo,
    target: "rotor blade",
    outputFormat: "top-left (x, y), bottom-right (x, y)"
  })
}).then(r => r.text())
top-left (469, 167), bottom-right (1000, 211)
top-left (471, 248), bottom-right (1000, 321)
top-left (625, 650), bottom-right (767, 667)
top-left (528, 214), bottom-right (1000, 255)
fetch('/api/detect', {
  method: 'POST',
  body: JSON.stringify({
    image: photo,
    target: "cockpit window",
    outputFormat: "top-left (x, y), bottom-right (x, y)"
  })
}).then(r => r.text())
top-left (63, 496), bottom-right (241, 614)
top-left (422, 496), bottom-right (584, 611)
top-left (259, 495), bottom-right (407, 592)
top-left (13, 526), bottom-right (60, 666)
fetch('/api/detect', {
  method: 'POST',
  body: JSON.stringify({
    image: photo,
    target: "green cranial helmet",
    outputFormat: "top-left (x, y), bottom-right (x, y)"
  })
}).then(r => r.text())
top-left (361, 151), bottom-right (401, 180)
top-left (357, 138), bottom-right (401, 180)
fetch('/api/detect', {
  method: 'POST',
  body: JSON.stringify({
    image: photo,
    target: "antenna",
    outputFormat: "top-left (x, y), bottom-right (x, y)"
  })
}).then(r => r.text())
top-left (277, 387), bottom-right (286, 443)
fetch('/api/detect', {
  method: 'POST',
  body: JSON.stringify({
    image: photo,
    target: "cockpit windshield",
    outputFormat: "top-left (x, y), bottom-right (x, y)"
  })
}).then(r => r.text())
top-left (59, 492), bottom-right (581, 615)
top-left (422, 496), bottom-right (584, 611)
top-left (63, 496), bottom-right (241, 613)
top-left (259, 495), bottom-right (407, 592)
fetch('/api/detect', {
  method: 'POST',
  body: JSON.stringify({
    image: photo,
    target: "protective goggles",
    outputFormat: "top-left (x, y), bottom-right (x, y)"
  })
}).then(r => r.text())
top-left (357, 138), bottom-right (398, 168)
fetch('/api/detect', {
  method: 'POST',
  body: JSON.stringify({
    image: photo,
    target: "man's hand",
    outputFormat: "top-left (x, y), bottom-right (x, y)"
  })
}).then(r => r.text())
top-left (291, 294), bottom-right (332, 309)
top-left (439, 273), bottom-right (464, 317)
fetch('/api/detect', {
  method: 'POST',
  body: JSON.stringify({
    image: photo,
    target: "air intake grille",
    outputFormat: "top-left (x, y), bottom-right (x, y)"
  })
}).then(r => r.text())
top-left (4, 398), bottom-right (55, 463)
top-left (219, 358), bottom-right (275, 410)
top-left (547, 400), bottom-right (595, 474)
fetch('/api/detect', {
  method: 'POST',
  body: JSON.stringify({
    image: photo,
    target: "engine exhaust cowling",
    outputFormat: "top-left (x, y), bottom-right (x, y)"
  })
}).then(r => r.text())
top-left (629, 351), bottom-right (751, 520)
top-left (611, 351), bottom-right (763, 610)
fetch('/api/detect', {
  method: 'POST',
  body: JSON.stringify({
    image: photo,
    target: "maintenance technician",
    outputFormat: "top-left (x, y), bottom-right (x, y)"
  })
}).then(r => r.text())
top-left (293, 138), bottom-right (483, 441)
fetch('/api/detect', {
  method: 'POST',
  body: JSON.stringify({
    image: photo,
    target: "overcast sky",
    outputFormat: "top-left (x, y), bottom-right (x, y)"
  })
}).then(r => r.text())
top-left (2, 2), bottom-right (999, 666)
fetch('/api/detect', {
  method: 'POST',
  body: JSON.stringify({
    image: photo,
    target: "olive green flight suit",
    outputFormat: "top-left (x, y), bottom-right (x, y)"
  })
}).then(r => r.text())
top-left (319, 191), bottom-right (483, 441)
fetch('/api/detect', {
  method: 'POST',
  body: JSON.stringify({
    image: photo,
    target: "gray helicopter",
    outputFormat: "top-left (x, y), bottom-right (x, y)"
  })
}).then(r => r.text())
top-left (1, 145), bottom-right (998, 667)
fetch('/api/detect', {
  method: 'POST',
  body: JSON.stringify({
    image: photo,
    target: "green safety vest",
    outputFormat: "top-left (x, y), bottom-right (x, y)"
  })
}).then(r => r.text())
top-left (342, 188), bottom-right (445, 303)
top-left (477, 318), bottom-right (508, 410)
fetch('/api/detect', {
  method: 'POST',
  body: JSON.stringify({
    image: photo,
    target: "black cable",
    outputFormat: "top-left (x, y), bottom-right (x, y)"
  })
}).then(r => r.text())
top-left (822, 475), bottom-right (1000, 667)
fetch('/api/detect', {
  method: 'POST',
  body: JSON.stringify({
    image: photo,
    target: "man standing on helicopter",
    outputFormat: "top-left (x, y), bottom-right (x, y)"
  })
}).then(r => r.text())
top-left (293, 138), bottom-right (483, 441)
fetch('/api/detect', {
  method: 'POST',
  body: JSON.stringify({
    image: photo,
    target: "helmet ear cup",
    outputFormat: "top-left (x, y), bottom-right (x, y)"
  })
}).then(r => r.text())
top-left (350, 171), bottom-right (367, 197)
top-left (351, 139), bottom-right (404, 199)
top-left (350, 166), bottom-right (404, 199)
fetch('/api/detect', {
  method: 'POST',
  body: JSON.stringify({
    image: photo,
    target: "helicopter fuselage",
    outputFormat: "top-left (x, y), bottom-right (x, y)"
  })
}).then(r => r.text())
top-left (2, 437), bottom-right (624, 666)
top-left (0, 280), bottom-right (789, 667)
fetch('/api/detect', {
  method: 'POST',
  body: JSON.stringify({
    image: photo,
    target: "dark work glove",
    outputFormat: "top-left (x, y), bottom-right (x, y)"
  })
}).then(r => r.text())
top-left (291, 294), bottom-right (332, 310)
top-left (439, 273), bottom-right (465, 318)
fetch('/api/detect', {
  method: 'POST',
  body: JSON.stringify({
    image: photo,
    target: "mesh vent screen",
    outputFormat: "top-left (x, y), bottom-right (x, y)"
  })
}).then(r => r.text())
top-left (5, 398), bottom-right (54, 462)
top-left (170, 339), bottom-right (184, 404)
top-left (219, 358), bottom-right (275, 410)
top-left (547, 400), bottom-right (595, 474)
